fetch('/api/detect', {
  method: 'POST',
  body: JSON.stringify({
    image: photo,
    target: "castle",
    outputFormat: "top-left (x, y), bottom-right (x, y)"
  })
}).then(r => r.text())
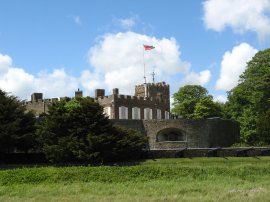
top-left (24, 81), bottom-right (171, 120)
top-left (97, 82), bottom-right (170, 120)
top-left (24, 82), bottom-right (240, 150)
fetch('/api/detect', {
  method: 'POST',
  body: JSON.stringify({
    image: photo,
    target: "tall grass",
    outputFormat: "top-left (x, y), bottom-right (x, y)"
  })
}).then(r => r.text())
top-left (0, 157), bottom-right (270, 201)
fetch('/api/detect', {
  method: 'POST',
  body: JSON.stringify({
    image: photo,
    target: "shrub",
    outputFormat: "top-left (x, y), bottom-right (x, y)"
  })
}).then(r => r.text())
top-left (0, 89), bottom-right (36, 153)
top-left (36, 97), bottom-right (148, 164)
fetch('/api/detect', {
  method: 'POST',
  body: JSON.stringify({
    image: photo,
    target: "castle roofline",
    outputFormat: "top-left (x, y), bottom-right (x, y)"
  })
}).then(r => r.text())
top-left (135, 81), bottom-right (169, 87)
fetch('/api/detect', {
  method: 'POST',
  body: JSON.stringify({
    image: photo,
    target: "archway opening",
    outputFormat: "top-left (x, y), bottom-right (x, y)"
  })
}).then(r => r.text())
top-left (156, 128), bottom-right (184, 142)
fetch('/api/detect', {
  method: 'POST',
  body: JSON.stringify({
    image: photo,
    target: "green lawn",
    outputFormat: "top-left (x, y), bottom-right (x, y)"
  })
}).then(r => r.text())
top-left (1, 157), bottom-right (270, 201)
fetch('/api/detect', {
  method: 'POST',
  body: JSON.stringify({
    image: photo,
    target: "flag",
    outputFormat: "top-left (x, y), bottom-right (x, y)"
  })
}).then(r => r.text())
top-left (143, 45), bottom-right (155, 51)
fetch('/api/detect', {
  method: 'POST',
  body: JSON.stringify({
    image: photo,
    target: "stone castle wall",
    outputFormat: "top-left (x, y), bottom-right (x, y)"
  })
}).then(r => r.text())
top-left (97, 94), bottom-right (169, 119)
top-left (25, 82), bottom-right (171, 119)
top-left (23, 100), bottom-right (50, 115)
top-left (112, 118), bottom-right (240, 150)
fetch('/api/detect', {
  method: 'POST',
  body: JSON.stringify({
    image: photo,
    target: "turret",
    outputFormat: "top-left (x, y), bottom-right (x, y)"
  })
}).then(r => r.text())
top-left (31, 93), bottom-right (43, 102)
top-left (75, 88), bottom-right (83, 98)
top-left (95, 89), bottom-right (105, 98)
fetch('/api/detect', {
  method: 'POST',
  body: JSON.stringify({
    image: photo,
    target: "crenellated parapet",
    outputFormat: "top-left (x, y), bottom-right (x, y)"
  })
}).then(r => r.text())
top-left (135, 82), bottom-right (170, 107)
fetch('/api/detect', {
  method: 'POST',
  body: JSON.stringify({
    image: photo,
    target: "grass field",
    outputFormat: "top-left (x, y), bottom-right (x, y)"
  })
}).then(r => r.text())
top-left (1, 157), bottom-right (270, 201)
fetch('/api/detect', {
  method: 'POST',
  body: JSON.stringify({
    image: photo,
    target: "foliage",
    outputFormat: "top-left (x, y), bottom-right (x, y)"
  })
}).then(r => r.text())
top-left (257, 108), bottom-right (270, 144)
top-left (172, 85), bottom-right (223, 119)
top-left (0, 89), bottom-right (36, 153)
top-left (194, 97), bottom-right (223, 119)
top-left (172, 85), bottom-right (209, 118)
top-left (36, 97), bottom-right (147, 163)
top-left (227, 49), bottom-right (270, 145)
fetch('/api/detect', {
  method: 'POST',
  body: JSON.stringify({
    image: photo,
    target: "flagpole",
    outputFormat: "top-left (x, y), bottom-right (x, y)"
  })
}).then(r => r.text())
top-left (143, 45), bottom-right (146, 84)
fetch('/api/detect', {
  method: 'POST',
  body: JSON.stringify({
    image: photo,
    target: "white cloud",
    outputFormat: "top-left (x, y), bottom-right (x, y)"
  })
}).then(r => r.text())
top-left (215, 43), bottom-right (258, 91)
top-left (213, 94), bottom-right (228, 103)
top-left (73, 16), bottom-right (81, 25)
top-left (35, 69), bottom-right (79, 98)
top-left (117, 17), bottom-right (137, 29)
top-left (88, 31), bottom-right (190, 94)
top-left (182, 70), bottom-right (211, 86)
top-left (0, 67), bottom-right (35, 99)
top-left (203, 0), bottom-right (270, 40)
top-left (0, 53), bottom-right (79, 100)
top-left (80, 70), bottom-right (103, 95)
top-left (0, 54), bottom-right (12, 75)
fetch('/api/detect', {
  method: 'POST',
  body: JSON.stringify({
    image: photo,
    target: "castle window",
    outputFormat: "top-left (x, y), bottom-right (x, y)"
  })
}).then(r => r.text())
top-left (103, 107), bottom-right (111, 119)
top-left (157, 109), bottom-right (162, 119)
top-left (165, 111), bottom-right (170, 119)
top-left (119, 106), bottom-right (128, 119)
top-left (144, 108), bottom-right (152, 120)
top-left (132, 107), bottom-right (141, 120)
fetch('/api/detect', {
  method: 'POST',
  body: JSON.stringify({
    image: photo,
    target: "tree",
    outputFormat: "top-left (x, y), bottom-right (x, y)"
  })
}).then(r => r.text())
top-left (172, 85), bottom-right (219, 119)
top-left (0, 89), bottom-right (36, 153)
top-left (257, 108), bottom-right (270, 144)
top-left (194, 97), bottom-right (223, 119)
top-left (227, 49), bottom-right (270, 144)
top-left (36, 97), bottom-right (148, 163)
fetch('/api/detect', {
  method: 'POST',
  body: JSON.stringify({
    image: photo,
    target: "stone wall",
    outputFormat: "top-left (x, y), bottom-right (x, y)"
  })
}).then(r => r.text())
top-left (98, 94), bottom-right (169, 119)
top-left (112, 118), bottom-right (240, 150)
top-left (207, 118), bottom-right (240, 147)
top-left (23, 98), bottom-right (60, 116)
top-left (146, 148), bottom-right (269, 158)
top-left (23, 101), bottom-right (49, 115)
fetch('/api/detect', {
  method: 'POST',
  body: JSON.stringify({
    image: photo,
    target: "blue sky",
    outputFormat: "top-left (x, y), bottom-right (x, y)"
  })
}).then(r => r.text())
top-left (0, 0), bottom-right (269, 102)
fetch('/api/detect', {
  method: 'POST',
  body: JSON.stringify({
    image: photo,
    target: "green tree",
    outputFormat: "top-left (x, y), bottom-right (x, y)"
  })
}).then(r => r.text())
top-left (0, 89), bottom-right (36, 153)
top-left (227, 49), bottom-right (270, 144)
top-left (172, 85), bottom-right (212, 119)
top-left (257, 108), bottom-right (270, 144)
top-left (194, 97), bottom-right (223, 119)
top-left (36, 97), bottom-right (147, 163)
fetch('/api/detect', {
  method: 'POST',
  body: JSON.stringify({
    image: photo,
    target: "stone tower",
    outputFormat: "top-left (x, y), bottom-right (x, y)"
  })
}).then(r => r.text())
top-left (75, 89), bottom-right (83, 98)
top-left (31, 93), bottom-right (43, 102)
top-left (135, 82), bottom-right (170, 109)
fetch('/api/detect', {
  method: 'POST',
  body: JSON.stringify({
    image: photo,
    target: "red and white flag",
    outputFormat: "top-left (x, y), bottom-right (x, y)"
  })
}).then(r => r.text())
top-left (143, 45), bottom-right (155, 51)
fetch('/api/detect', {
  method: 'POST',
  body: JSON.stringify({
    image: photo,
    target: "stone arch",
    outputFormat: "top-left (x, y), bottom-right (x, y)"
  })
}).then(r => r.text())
top-left (156, 128), bottom-right (185, 142)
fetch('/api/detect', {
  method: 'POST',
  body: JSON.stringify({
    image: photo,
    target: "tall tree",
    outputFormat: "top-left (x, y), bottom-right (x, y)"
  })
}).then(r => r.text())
top-left (172, 85), bottom-right (213, 119)
top-left (227, 49), bottom-right (270, 144)
top-left (194, 97), bottom-right (223, 119)
top-left (257, 106), bottom-right (270, 144)
top-left (0, 89), bottom-right (36, 153)
top-left (36, 97), bottom-right (147, 163)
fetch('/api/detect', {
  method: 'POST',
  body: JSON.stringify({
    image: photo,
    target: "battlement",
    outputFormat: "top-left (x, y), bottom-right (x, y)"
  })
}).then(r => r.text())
top-left (23, 97), bottom-right (65, 105)
top-left (109, 94), bottom-right (164, 103)
top-left (134, 81), bottom-right (170, 106)
top-left (97, 94), bottom-right (114, 100)
top-left (96, 93), bottom-right (164, 104)
top-left (135, 82), bottom-right (169, 88)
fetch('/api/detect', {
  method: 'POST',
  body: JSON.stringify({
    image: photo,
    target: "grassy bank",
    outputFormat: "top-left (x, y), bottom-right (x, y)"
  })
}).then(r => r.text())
top-left (1, 157), bottom-right (270, 201)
